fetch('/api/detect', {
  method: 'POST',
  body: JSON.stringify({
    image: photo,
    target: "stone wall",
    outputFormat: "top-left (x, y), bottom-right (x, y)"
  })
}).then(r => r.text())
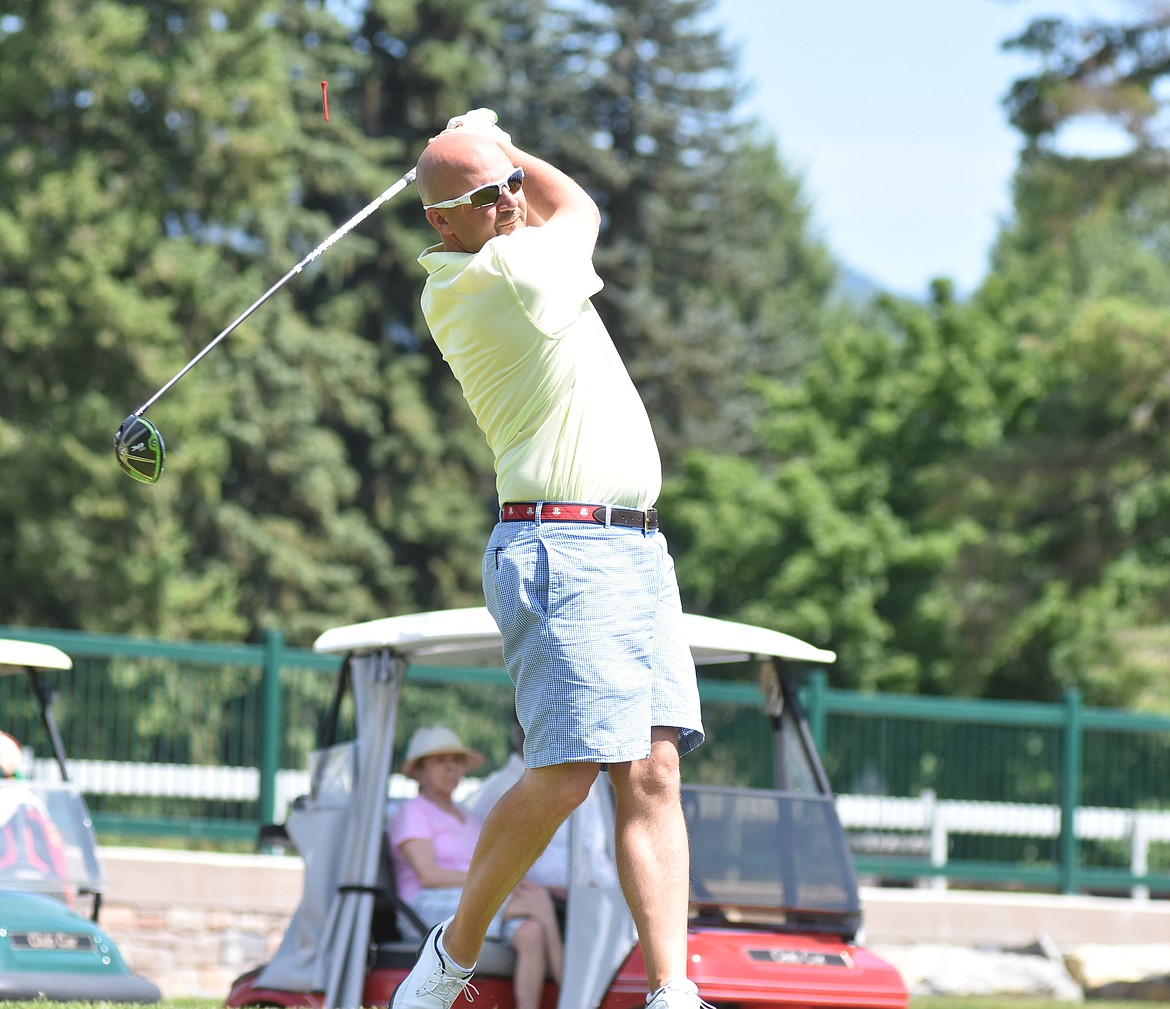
top-left (98, 847), bottom-right (1170, 1002)
top-left (100, 847), bottom-right (302, 1000)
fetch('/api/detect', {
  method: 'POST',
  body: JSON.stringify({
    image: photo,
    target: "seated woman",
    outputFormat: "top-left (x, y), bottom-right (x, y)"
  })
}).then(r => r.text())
top-left (389, 725), bottom-right (562, 1009)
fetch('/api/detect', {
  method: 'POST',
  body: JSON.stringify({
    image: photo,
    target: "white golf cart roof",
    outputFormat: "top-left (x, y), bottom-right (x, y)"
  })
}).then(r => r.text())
top-left (313, 606), bottom-right (835, 666)
top-left (0, 639), bottom-right (73, 673)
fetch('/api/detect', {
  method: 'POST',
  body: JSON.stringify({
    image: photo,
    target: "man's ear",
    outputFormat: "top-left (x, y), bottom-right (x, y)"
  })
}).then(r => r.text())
top-left (425, 208), bottom-right (455, 235)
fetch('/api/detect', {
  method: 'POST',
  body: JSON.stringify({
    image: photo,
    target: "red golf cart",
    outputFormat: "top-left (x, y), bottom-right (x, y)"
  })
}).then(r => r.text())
top-left (225, 607), bottom-right (906, 1009)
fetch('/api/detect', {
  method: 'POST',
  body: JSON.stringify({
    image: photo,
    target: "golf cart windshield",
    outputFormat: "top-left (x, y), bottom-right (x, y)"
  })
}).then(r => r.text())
top-left (0, 779), bottom-right (104, 908)
top-left (685, 785), bottom-right (860, 933)
top-left (688, 661), bottom-right (860, 935)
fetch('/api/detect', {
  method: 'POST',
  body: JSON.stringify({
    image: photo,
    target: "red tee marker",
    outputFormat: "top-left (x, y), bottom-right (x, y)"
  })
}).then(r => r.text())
top-left (321, 81), bottom-right (329, 121)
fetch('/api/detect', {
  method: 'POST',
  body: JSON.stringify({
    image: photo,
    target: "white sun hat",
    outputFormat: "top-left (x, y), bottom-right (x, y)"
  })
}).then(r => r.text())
top-left (401, 725), bottom-right (485, 779)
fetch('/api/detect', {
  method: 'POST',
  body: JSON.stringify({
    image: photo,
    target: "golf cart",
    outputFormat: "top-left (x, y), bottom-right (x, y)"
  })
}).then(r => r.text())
top-left (0, 638), bottom-right (161, 1003)
top-left (226, 607), bottom-right (907, 1009)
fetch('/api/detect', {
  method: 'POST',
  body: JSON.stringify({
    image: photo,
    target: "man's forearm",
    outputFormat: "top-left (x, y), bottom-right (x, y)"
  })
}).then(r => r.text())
top-left (500, 142), bottom-right (599, 232)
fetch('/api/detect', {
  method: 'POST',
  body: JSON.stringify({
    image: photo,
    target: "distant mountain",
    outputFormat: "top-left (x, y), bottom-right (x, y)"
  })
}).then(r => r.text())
top-left (831, 264), bottom-right (886, 306)
top-left (831, 264), bottom-right (924, 305)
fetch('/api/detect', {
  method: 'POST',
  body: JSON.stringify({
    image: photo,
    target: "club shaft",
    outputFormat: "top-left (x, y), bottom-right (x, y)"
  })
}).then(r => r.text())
top-left (133, 168), bottom-right (418, 417)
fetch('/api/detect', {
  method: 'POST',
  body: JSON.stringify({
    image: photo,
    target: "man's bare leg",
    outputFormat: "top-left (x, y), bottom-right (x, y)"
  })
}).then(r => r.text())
top-left (608, 728), bottom-right (689, 990)
top-left (442, 761), bottom-right (599, 967)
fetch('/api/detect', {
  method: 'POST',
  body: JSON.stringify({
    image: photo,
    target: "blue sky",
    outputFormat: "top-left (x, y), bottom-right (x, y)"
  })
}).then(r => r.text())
top-left (713, 0), bottom-right (1135, 297)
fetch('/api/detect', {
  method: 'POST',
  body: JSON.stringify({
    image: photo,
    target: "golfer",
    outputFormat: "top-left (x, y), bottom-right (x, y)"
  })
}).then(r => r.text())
top-left (391, 110), bottom-right (706, 1009)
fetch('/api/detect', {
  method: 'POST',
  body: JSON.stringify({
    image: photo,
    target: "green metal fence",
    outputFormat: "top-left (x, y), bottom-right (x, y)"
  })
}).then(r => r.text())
top-left (802, 671), bottom-right (1170, 896)
top-left (2, 624), bottom-right (1168, 896)
top-left (0, 627), bottom-right (335, 841)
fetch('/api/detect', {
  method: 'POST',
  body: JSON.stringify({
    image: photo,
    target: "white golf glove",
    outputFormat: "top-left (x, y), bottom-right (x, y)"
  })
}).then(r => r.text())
top-left (443, 107), bottom-right (511, 144)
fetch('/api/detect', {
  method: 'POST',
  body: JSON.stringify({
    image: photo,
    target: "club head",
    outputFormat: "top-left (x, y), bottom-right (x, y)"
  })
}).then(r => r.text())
top-left (114, 415), bottom-right (165, 484)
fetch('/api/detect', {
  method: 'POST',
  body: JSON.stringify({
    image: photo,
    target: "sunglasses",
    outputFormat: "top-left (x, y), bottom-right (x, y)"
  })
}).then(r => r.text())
top-left (424, 167), bottom-right (525, 210)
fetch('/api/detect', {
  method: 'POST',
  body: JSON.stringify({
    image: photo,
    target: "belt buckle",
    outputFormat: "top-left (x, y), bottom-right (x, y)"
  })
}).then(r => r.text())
top-left (644, 507), bottom-right (657, 532)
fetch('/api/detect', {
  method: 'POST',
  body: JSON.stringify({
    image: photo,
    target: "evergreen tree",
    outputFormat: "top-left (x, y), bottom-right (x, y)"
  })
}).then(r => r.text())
top-left (659, 3), bottom-right (1170, 706)
top-left (946, 3), bottom-right (1170, 706)
top-left (487, 0), bottom-right (836, 467)
top-left (1, 0), bottom-right (310, 638)
top-left (272, 0), bottom-right (502, 618)
top-left (0, 0), bottom-right (443, 641)
top-left (0, 0), bottom-right (845, 650)
top-left (663, 284), bottom-right (1026, 696)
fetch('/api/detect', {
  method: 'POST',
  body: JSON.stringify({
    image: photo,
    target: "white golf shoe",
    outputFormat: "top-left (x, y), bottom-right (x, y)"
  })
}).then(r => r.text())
top-left (391, 918), bottom-right (477, 1009)
top-left (645, 979), bottom-right (710, 1009)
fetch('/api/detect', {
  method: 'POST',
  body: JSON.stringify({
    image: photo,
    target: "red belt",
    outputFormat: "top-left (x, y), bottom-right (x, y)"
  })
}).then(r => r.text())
top-left (501, 501), bottom-right (659, 531)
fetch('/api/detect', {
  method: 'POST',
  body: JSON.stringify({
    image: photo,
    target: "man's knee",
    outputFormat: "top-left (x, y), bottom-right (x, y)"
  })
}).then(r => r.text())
top-left (522, 763), bottom-right (598, 816)
top-left (620, 742), bottom-right (681, 806)
top-left (637, 754), bottom-right (680, 798)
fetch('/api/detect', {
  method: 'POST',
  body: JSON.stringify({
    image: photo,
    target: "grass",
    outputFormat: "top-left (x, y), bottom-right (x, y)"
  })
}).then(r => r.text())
top-left (0, 999), bottom-right (1138, 1009)
top-left (912, 1001), bottom-right (1132, 1009)
top-left (0, 1003), bottom-right (220, 1009)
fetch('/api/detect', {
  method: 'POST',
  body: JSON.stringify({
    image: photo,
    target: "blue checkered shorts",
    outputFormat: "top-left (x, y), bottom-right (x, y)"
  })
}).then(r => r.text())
top-left (482, 519), bottom-right (704, 768)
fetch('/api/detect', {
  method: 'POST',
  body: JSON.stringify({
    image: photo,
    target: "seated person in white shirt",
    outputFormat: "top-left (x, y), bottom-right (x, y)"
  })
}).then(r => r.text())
top-left (472, 717), bottom-right (618, 904)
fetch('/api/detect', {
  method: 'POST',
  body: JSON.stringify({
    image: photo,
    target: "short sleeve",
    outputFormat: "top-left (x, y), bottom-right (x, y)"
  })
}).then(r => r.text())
top-left (490, 223), bottom-right (603, 335)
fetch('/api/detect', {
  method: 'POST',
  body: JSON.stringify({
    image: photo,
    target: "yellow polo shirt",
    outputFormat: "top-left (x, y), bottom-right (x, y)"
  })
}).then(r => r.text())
top-left (419, 222), bottom-right (661, 509)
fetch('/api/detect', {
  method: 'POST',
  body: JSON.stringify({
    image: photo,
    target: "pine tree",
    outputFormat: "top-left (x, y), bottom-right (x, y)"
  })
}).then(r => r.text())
top-left (0, 0), bottom-right (411, 639)
top-left (0, 0), bottom-right (845, 645)
top-left (1, 0), bottom-right (308, 637)
top-left (486, 0), bottom-right (836, 468)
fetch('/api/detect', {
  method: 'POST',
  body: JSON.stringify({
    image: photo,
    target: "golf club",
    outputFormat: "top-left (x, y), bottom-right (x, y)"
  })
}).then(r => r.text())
top-left (114, 167), bottom-right (418, 484)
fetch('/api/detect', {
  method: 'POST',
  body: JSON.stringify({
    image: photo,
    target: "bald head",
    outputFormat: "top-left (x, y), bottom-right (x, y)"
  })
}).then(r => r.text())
top-left (416, 132), bottom-right (514, 207)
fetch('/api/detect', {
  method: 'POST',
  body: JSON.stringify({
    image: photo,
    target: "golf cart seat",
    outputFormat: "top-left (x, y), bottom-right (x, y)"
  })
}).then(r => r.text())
top-left (370, 823), bottom-right (520, 978)
top-left (370, 828), bottom-right (423, 945)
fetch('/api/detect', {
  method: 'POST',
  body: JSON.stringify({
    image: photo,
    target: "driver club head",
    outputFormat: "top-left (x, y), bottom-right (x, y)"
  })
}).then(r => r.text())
top-left (114, 415), bottom-right (165, 484)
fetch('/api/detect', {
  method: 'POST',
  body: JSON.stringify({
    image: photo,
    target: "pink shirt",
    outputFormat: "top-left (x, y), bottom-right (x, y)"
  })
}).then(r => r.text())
top-left (389, 795), bottom-right (482, 901)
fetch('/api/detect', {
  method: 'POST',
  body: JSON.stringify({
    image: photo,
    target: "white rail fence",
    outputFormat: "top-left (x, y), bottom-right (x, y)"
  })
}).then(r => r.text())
top-left (35, 758), bottom-right (1170, 899)
top-left (837, 790), bottom-right (1170, 899)
top-left (34, 757), bottom-right (309, 823)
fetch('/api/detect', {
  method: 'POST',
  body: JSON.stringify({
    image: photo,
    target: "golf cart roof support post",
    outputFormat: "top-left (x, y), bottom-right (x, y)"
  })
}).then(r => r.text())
top-left (259, 629), bottom-right (285, 827)
top-left (768, 658), bottom-right (834, 796)
top-left (25, 666), bottom-right (71, 782)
